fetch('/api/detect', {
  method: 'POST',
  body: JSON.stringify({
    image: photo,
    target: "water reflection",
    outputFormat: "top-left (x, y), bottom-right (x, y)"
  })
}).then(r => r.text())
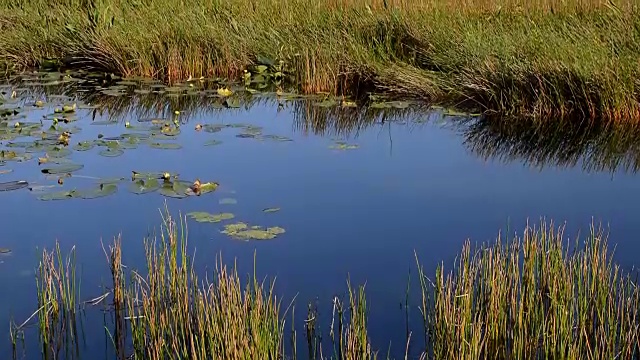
top-left (460, 116), bottom-right (640, 174)
top-left (28, 81), bottom-right (640, 175)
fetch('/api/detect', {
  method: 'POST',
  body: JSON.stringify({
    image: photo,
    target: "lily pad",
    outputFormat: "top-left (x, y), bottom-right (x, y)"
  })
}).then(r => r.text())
top-left (46, 146), bottom-right (72, 158)
top-left (187, 212), bottom-right (235, 223)
top-left (221, 222), bottom-right (285, 241)
top-left (149, 142), bottom-right (182, 150)
top-left (329, 142), bottom-right (359, 150)
top-left (99, 148), bottom-right (124, 157)
top-left (128, 178), bottom-right (160, 194)
top-left (219, 198), bottom-right (237, 205)
top-left (37, 184), bottom-right (117, 200)
top-left (37, 190), bottom-right (75, 201)
top-left (262, 135), bottom-right (293, 142)
top-left (132, 171), bottom-right (176, 180)
top-left (73, 141), bottom-right (95, 151)
top-left (0, 180), bottom-right (28, 192)
top-left (40, 163), bottom-right (83, 174)
top-left (204, 139), bottom-right (223, 146)
top-left (77, 183), bottom-right (117, 199)
top-left (0, 150), bottom-right (31, 162)
top-left (158, 180), bottom-right (191, 199)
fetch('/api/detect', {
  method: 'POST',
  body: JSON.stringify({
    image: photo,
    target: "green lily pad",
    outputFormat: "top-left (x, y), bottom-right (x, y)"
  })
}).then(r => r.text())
top-left (219, 198), bottom-right (237, 205)
top-left (73, 141), bottom-right (95, 151)
top-left (263, 207), bottom-right (281, 213)
top-left (128, 178), bottom-right (160, 194)
top-left (91, 120), bottom-right (119, 126)
top-left (132, 171), bottom-right (176, 180)
top-left (41, 163), bottom-right (83, 174)
top-left (0, 180), bottom-right (28, 191)
top-left (158, 180), bottom-right (191, 198)
top-left (37, 190), bottom-right (75, 201)
top-left (76, 183), bottom-right (117, 199)
top-left (221, 222), bottom-right (285, 241)
top-left (204, 139), bottom-right (223, 146)
top-left (149, 142), bottom-right (182, 150)
top-left (37, 184), bottom-right (118, 200)
top-left (262, 135), bottom-right (293, 142)
top-left (329, 142), bottom-right (359, 150)
top-left (46, 146), bottom-right (72, 158)
top-left (187, 212), bottom-right (235, 223)
top-left (203, 124), bottom-right (227, 133)
top-left (0, 150), bottom-right (31, 162)
top-left (99, 148), bottom-right (124, 157)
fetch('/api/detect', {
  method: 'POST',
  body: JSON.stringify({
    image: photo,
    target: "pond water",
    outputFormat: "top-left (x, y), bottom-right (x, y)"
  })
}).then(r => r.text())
top-left (1, 73), bottom-right (640, 359)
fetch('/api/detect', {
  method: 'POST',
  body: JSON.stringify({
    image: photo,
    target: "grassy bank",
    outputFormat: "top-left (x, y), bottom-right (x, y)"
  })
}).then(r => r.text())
top-left (0, 0), bottom-right (639, 119)
top-left (13, 210), bottom-right (640, 359)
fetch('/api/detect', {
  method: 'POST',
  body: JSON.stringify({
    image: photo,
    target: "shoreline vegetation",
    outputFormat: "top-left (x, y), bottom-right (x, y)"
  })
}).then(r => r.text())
top-left (11, 209), bottom-right (640, 359)
top-left (1, 0), bottom-right (640, 119)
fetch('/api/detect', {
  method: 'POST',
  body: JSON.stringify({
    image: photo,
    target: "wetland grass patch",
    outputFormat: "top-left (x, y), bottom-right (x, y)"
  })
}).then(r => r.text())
top-left (0, 0), bottom-right (639, 119)
top-left (21, 214), bottom-right (640, 359)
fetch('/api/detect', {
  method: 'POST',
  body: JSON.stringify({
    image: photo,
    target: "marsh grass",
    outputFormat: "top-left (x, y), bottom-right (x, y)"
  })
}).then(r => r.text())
top-left (1, 0), bottom-right (639, 119)
top-left (26, 213), bottom-right (640, 359)
top-left (423, 222), bottom-right (640, 359)
top-left (34, 242), bottom-right (82, 359)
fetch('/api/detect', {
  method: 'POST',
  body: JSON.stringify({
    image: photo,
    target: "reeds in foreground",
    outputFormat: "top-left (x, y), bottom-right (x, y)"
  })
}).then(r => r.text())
top-left (423, 222), bottom-right (640, 359)
top-left (35, 242), bottom-right (81, 360)
top-left (26, 213), bottom-right (640, 359)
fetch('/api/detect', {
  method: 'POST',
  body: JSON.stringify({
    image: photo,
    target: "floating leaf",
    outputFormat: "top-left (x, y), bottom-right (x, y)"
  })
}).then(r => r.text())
top-left (263, 207), bottom-right (281, 213)
top-left (149, 142), bottom-right (182, 150)
top-left (262, 135), bottom-right (293, 142)
top-left (0, 180), bottom-right (28, 192)
top-left (99, 148), bottom-right (124, 157)
top-left (0, 150), bottom-right (31, 162)
top-left (220, 222), bottom-right (284, 241)
top-left (329, 142), bottom-right (359, 150)
top-left (73, 141), bottom-right (95, 151)
top-left (38, 184), bottom-right (117, 200)
top-left (204, 139), bottom-right (223, 146)
top-left (187, 212), bottom-right (235, 223)
top-left (188, 180), bottom-right (219, 196)
top-left (219, 198), bottom-right (237, 205)
top-left (128, 178), bottom-right (160, 194)
top-left (76, 183), bottom-right (117, 199)
top-left (37, 190), bottom-right (74, 201)
top-left (158, 180), bottom-right (191, 198)
top-left (132, 171), bottom-right (176, 181)
top-left (41, 163), bottom-right (83, 174)
top-left (46, 146), bottom-right (71, 158)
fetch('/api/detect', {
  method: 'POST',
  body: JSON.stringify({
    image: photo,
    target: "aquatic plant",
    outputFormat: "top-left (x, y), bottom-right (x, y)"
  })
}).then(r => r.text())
top-left (420, 222), bottom-right (640, 359)
top-left (22, 212), bottom-right (640, 359)
top-left (0, 0), bottom-right (639, 119)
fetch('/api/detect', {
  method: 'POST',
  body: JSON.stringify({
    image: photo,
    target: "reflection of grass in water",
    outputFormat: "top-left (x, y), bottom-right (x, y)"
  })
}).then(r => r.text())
top-left (21, 209), bottom-right (640, 359)
top-left (14, 82), bottom-right (640, 174)
top-left (460, 115), bottom-right (640, 174)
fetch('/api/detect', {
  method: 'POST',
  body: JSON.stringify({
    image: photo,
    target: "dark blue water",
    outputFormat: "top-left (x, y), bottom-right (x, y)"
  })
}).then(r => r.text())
top-left (2, 83), bottom-right (640, 359)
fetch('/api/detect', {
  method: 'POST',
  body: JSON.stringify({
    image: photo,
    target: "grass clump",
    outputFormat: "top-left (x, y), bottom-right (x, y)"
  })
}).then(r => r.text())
top-left (114, 210), bottom-right (286, 359)
top-left (0, 0), bottom-right (639, 119)
top-left (22, 213), bottom-right (640, 359)
top-left (422, 222), bottom-right (640, 359)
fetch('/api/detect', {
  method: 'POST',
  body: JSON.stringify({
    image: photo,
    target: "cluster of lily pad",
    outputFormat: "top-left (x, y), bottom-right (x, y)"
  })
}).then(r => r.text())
top-left (187, 206), bottom-right (285, 241)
